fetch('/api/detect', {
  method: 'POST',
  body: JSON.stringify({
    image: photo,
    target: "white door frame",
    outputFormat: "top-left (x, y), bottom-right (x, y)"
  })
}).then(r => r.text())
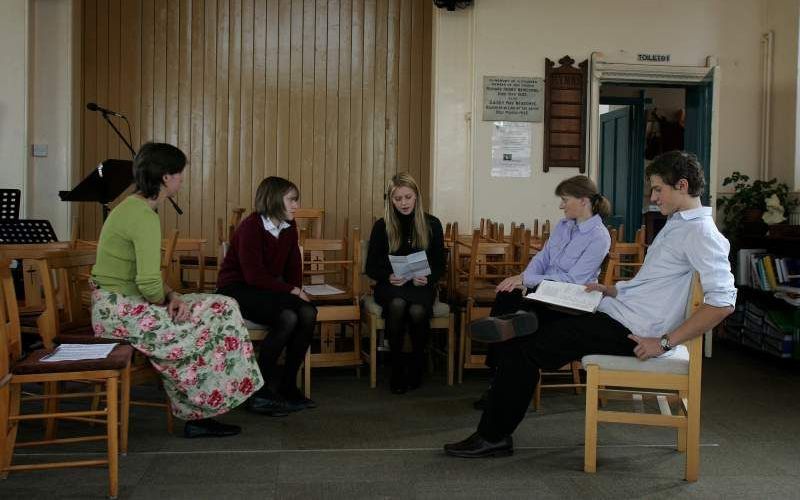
top-left (586, 52), bottom-right (721, 212)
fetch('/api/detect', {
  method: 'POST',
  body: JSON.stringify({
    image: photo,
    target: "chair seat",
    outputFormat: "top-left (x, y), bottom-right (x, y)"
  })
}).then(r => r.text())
top-left (243, 319), bottom-right (269, 330)
top-left (14, 344), bottom-right (134, 375)
top-left (54, 329), bottom-right (120, 345)
top-left (362, 294), bottom-right (450, 318)
top-left (454, 283), bottom-right (498, 304)
top-left (581, 346), bottom-right (689, 375)
top-left (178, 255), bottom-right (218, 266)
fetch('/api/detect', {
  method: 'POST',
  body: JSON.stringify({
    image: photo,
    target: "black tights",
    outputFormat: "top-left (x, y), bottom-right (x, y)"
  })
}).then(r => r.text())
top-left (258, 303), bottom-right (317, 393)
top-left (384, 298), bottom-right (430, 386)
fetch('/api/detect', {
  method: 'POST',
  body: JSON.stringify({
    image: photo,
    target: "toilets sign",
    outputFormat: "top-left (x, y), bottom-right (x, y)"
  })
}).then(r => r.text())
top-left (637, 53), bottom-right (671, 63)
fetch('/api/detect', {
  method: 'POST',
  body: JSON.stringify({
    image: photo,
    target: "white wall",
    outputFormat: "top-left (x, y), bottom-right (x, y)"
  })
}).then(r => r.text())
top-left (29, 0), bottom-right (75, 240)
top-left (0, 1), bottom-right (29, 209)
top-left (766, 0), bottom-right (800, 188)
top-left (431, 0), bottom-right (773, 228)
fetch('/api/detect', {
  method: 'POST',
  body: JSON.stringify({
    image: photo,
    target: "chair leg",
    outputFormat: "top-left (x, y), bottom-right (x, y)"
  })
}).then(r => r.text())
top-left (120, 366), bottom-right (131, 455)
top-left (0, 384), bottom-right (16, 479)
top-left (370, 321), bottom-right (377, 389)
top-left (43, 381), bottom-right (59, 440)
top-left (303, 348), bottom-right (312, 399)
top-left (353, 322), bottom-right (361, 378)
top-left (532, 369), bottom-right (542, 411)
top-left (685, 390), bottom-right (701, 482)
top-left (447, 314), bottom-right (455, 386)
top-left (583, 365), bottom-right (599, 473)
top-left (676, 390), bottom-right (687, 452)
top-left (571, 361), bottom-right (583, 395)
top-left (458, 311), bottom-right (466, 384)
top-left (106, 375), bottom-right (119, 499)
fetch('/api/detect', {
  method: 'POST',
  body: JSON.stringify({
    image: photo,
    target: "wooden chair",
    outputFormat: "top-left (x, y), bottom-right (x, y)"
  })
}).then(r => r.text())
top-left (294, 208), bottom-right (325, 242)
top-left (360, 232), bottom-right (455, 387)
top-left (302, 227), bottom-right (363, 376)
top-left (583, 273), bottom-right (704, 481)
top-left (454, 230), bottom-right (519, 383)
top-left (0, 256), bottom-right (133, 499)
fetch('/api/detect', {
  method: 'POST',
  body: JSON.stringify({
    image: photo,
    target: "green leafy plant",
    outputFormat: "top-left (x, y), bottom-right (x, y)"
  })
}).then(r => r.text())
top-left (716, 171), bottom-right (798, 237)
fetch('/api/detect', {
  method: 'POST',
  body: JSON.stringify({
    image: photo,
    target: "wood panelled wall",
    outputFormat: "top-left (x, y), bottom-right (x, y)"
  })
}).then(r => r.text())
top-left (78, 0), bottom-right (432, 247)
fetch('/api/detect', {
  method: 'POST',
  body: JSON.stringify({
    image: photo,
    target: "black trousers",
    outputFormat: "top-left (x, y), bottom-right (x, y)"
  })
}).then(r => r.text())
top-left (477, 311), bottom-right (636, 442)
top-left (218, 283), bottom-right (317, 393)
top-left (485, 289), bottom-right (563, 369)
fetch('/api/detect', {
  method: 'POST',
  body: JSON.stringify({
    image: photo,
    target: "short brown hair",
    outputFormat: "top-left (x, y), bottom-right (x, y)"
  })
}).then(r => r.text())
top-left (645, 151), bottom-right (705, 196)
top-left (254, 176), bottom-right (299, 221)
top-left (554, 175), bottom-right (611, 218)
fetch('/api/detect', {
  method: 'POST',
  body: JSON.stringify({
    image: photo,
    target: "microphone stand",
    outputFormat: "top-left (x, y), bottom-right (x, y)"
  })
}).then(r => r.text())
top-left (98, 111), bottom-right (183, 215)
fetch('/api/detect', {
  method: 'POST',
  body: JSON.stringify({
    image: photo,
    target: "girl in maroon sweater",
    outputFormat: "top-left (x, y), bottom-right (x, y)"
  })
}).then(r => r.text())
top-left (217, 177), bottom-right (317, 415)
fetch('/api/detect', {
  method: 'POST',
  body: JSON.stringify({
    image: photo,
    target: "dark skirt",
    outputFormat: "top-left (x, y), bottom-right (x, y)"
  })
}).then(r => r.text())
top-left (373, 282), bottom-right (436, 319)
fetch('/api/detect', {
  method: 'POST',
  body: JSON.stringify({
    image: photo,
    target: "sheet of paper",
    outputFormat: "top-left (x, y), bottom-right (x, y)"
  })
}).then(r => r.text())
top-left (41, 343), bottom-right (116, 362)
top-left (524, 280), bottom-right (603, 313)
top-left (388, 251), bottom-right (431, 280)
top-left (302, 284), bottom-right (345, 296)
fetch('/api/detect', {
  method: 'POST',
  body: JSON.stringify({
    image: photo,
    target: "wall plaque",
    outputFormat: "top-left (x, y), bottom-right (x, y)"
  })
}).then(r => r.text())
top-left (483, 76), bottom-right (543, 122)
top-left (543, 56), bottom-right (588, 172)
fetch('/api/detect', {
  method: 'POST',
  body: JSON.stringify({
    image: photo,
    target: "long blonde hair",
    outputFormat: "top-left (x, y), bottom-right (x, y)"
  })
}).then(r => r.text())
top-left (384, 173), bottom-right (430, 252)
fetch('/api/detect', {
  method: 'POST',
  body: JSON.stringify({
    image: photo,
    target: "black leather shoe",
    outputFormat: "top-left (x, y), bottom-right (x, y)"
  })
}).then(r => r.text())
top-left (444, 432), bottom-right (513, 458)
top-left (279, 388), bottom-right (318, 410)
top-left (183, 418), bottom-right (241, 438)
top-left (473, 390), bottom-right (490, 410)
top-left (246, 394), bottom-right (292, 416)
top-left (469, 312), bottom-right (538, 343)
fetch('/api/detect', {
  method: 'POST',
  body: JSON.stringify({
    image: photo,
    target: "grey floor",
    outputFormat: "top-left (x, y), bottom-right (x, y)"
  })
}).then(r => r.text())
top-left (2, 340), bottom-right (800, 499)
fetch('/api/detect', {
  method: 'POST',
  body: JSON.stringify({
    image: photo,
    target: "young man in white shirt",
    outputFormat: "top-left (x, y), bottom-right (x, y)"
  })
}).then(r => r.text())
top-left (445, 151), bottom-right (737, 458)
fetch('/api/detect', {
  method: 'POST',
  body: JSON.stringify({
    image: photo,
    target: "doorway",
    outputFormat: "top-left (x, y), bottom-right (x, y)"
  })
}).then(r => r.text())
top-left (597, 82), bottom-right (712, 242)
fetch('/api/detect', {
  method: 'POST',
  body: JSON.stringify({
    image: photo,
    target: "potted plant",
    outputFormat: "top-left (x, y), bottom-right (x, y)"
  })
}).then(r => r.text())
top-left (716, 171), bottom-right (798, 240)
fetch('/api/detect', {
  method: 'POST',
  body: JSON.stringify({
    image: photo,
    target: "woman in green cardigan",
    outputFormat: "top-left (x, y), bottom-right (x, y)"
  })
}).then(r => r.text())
top-left (90, 142), bottom-right (264, 438)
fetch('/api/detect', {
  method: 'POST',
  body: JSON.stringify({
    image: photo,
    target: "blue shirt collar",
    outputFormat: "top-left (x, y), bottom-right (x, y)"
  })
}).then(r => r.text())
top-left (675, 206), bottom-right (712, 221)
top-left (576, 213), bottom-right (604, 234)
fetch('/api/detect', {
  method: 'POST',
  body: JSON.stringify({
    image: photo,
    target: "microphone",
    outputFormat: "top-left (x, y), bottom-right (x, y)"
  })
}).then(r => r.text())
top-left (86, 102), bottom-right (125, 118)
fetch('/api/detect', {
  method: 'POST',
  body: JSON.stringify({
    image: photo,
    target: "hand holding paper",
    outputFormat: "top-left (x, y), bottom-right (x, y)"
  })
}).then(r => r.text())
top-left (388, 251), bottom-right (431, 280)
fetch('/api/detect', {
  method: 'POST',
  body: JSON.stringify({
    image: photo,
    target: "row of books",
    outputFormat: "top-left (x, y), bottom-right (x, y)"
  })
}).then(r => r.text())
top-left (719, 301), bottom-right (800, 359)
top-left (736, 249), bottom-right (800, 292)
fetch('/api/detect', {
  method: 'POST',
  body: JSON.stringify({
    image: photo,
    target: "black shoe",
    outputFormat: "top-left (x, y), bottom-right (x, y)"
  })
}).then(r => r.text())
top-left (443, 432), bottom-right (513, 458)
top-left (183, 418), bottom-right (241, 438)
top-left (469, 312), bottom-right (538, 343)
top-left (246, 393), bottom-right (292, 416)
top-left (279, 388), bottom-right (318, 410)
top-left (473, 390), bottom-right (490, 410)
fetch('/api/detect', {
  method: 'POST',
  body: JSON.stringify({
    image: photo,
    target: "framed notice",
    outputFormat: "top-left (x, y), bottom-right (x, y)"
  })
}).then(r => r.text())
top-left (543, 56), bottom-right (588, 172)
top-left (483, 76), bottom-right (543, 122)
top-left (491, 121), bottom-right (532, 178)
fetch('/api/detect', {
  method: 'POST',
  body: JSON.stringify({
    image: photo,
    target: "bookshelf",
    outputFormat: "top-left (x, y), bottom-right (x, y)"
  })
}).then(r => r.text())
top-left (719, 235), bottom-right (800, 359)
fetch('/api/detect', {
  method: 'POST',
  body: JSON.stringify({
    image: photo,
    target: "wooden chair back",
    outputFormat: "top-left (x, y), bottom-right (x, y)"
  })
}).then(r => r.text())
top-left (301, 226), bottom-right (362, 304)
top-left (0, 257), bottom-right (21, 372)
top-left (295, 208), bottom-right (325, 241)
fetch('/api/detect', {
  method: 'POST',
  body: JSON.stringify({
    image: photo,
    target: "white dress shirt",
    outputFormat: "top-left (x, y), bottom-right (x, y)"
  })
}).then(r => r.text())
top-left (597, 206), bottom-right (737, 344)
top-left (261, 215), bottom-right (290, 238)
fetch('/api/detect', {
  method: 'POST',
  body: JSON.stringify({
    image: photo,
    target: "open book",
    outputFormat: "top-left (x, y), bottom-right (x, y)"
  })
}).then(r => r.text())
top-left (389, 251), bottom-right (431, 280)
top-left (524, 280), bottom-right (603, 313)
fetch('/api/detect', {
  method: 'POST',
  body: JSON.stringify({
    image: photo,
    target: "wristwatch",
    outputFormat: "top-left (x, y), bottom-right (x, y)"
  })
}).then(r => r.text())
top-left (659, 334), bottom-right (673, 352)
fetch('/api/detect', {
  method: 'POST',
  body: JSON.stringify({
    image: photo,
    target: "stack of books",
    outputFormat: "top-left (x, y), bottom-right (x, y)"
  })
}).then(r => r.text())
top-left (737, 249), bottom-right (800, 291)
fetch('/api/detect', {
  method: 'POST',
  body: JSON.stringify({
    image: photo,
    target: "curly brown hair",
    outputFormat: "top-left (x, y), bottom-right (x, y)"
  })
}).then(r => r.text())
top-left (645, 151), bottom-right (705, 196)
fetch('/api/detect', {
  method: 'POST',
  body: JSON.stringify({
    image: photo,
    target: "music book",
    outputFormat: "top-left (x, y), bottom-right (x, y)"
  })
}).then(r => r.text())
top-left (524, 280), bottom-right (603, 313)
top-left (388, 251), bottom-right (431, 280)
top-left (41, 343), bottom-right (116, 362)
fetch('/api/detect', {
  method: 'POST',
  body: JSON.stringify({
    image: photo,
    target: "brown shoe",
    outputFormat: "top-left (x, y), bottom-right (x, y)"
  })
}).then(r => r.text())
top-left (469, 312), bottom-right (538, 343)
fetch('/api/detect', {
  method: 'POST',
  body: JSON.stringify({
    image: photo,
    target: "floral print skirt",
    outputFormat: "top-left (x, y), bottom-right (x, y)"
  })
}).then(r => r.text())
top-left (91, 287), bottom-right (264, 420)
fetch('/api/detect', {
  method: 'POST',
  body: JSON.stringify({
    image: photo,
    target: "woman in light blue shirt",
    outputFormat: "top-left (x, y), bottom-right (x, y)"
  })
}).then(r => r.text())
top-left (474, 175), bottom-right (612, 409)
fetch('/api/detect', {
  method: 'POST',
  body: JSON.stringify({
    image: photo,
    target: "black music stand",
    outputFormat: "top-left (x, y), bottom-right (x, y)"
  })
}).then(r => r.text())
top-left (0, 219), bottom-right (59, 244)
top-left (0, 189), bottom-right (21, 221)
top-left (59, 159), bottom-right (133, 220)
